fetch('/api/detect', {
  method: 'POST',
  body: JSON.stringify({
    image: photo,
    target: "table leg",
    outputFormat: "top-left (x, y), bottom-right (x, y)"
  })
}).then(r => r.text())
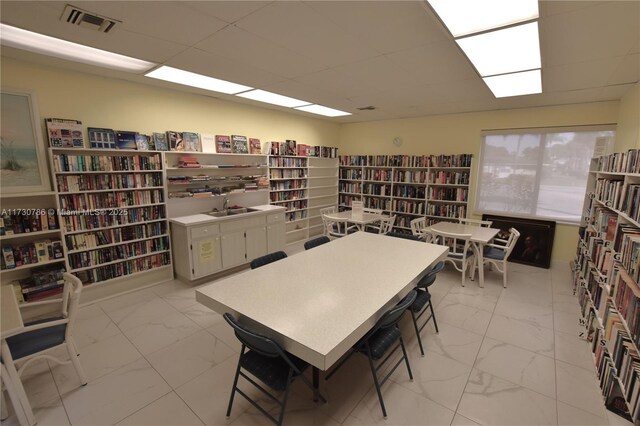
top-left (312, 367), bottom-right (320, 402)
top-left (1, 341), bottom-right (35, 426)
top-left (477, 243), bottom-right (485, 288)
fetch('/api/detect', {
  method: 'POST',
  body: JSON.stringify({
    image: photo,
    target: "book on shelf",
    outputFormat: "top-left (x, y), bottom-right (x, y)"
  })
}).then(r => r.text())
top-left (46, 118), bottom-right (84, 148)
top-left (285, 140), bottom-right (297, 156)
top-left (177, 156), bottom-right (201, 168)
top-left (215, 135), bottom-right (231, 153)
top-left (182, 132), bottom-right (201, 152)
top-left (152, 132), bottom-right (168, 151)
top-left (249, 138), bottom-right (261, 154)
top-left (167, 131), bottom-right (183, 151)
top-left (116, 131), bottom-right (137, 150)
top-left (135, 133), bottom-right (150, 151)
top-left (88, 127), bottom-right (117, 149)
top-left (231, 135), bottom-right (249, 154)
top-left (201, 133), bottom-right (216, 153)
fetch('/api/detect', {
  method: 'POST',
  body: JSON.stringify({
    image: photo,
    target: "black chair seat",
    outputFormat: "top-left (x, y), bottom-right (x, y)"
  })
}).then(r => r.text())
top-left (7, 317), bottom-right (66, 360)
top-left (250, 251), bottom-right (287, 269)
top-left (411, 290), bottom-right (432, 313)
top-left (387, 231), bottom-right (422, 241)
top-left (358, 327), bottom-right (401, 360)
top-left (304, 236), bottom-right (330, 250)
top-left (241, 350), bottom-right (309, 392)
top-left (483, 246), bottom-right (506, 260)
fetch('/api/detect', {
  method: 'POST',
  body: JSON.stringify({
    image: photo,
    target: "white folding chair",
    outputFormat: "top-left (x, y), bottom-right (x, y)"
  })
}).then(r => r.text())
top-left (478, 228), bottom-right (521, 287)
top-left (325, 216), bottom-right (357, 238)
top-left (320, 206), bottom-right (338, 237)
top-left (459, 218), bottom-right (493, 227)
top-left (432, 229), bottom-right (475, 286)
top-left (363, 208), bottom-right (384, 233)
top-left (410, 217), bottom-right (432, 242)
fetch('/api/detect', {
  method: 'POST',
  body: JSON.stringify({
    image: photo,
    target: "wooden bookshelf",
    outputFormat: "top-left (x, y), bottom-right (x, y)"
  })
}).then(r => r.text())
top-left (573, 149), bottom-right (640, 424)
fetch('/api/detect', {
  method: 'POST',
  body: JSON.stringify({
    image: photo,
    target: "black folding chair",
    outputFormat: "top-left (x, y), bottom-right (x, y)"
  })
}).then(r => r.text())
top-left (409, 261), bottom-right (444, 356)
top-left (250, 251), bottom-right (287, 269)
top-left (325, 290), bottom-right (417, 418)
top-left (386, 231), bottom-right (423, 241)
top-left (224, 313), bottom-right (326, 426)
top-left (304, 236), bottom-right (330, 250)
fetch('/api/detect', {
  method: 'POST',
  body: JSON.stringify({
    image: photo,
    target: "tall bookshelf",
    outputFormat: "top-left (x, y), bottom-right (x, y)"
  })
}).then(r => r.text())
top-left (49, 148), bottom-right (173, 302)
top-left (338, 154), bottom-right (472, 232)
top-left (307, 157), bottom-right (339, 237)
top-left (573, 149), bottom-right (640, 424)
top-left (164, 151), bottom-right (269, 218)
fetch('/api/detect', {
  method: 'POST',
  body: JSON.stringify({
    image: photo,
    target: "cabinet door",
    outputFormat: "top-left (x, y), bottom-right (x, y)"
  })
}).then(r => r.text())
top-left (192, 236), bottom-right (222, 278)
top-left (246, 225), bottom-right (268, 262)
top-left (267, 221), bottom-right (286, 253)
top-left (221, 230), bottom-right (246, 269)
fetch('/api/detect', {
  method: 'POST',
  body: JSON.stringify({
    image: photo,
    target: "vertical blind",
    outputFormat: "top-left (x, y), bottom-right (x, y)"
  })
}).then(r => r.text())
top-left (475, 125), bottom-right (616, 224)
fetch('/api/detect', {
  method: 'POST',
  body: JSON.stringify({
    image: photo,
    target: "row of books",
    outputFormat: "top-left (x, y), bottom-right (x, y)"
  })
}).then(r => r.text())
top-left (52, 153), bottom-right (162, 172)
top-left (338, 154), bottom-right (473, 168)
top-left (74, 252), bottom-right (171, 284)
top-left (619, 232), bottom-right (640, 283)
top-left (285, 210), bottom-right (307, 222)
top-left (396, 215), bottom-right (417, 229)
top-left (0, 210), bottom-right (59, 236)
top-left (363, 169), bottom-right (391, 182)
top-left (392, 200), bottom-right (425, 215)
top-left (276, 200), bottom-right (308, 213)
top-left (429, 171), bottom-right (470, 185)
top-left (620, 184), bottom-right (640, 223)
top-left (269, 190), bottom-right (306, 203)
top-left (598, 149), bottom-right (640, 174)
top-left (426, 204), bottom-right (467, 218)
top-left (364, 183), bottom-right (391, 197)
top-left (592, 205), bottom-right (619, 241)
top-left (611, 266), bottom-right (640, 350)
top-left (14, 265), bottom-right (67, 302)
top-left (269, 169), bottom-right (307, 179)
top-left (615, 225), bottom-right (640, 256)
top-left (339, 182), bottom-right (361, 194)
top-left (60, 206), bottom-right (166, 233)
top-left (595, 178), bottom-right (625, 209)
top-left (427, 187), bottom-right (469, 202)
top-left (392, 185), bottom-right (424, 199)
top-left (338, 195), bottom-right (360, 208)
top-left (269, 156), bottom-right (307, 168)
top-left (68, 236), bottom-right (170, 270)
top-left (1, 239), bottom-right (64, 270)
top-left (64, 222), bottom-right (167, 251)
top-left (394, 170), bottom-right (427, 184)
top-left (58, 189), bottom-right (164, 211)
top-left (267, 140), bottom-right (338, 158)
top-left (270, 180), bottom-right (306, 191)
top-left (364, 197), bottom-right (390, 211)
top-left (340, 170), bottom-right (362, 180)
top-left (56, 172), bottom-right (162, 193)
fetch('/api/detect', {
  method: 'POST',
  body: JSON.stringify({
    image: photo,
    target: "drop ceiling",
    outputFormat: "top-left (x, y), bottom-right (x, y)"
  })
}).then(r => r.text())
top-left (0, 1), bottom-right (638, 123)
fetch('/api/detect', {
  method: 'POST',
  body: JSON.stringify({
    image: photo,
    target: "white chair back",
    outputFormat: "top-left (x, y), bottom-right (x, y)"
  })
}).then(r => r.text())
top-left (378, 215), bottom-right (396, 234)
top-left (459, 218), bottom-right (492, 227)
top-left (432, 229), bottom-right (475, 286)
top-left (325, 217), bottom-right (356, 238)
top-left (410, 217), bottom-right (432, 242)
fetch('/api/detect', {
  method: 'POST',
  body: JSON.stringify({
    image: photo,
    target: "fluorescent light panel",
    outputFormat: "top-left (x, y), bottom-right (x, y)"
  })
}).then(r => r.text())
top-left (145, 66), bottom-right (252, 95)
top-left (0, 23), bottom-right (156, 73)
top-left (427, 0), bottom-right (538, 37)
top-left (483, 69), bottom-right (541, 98)
top-left (295, 104), bottom-right (351, 117)
top-left (456, 22), bottom-right (540, 77)
top-left (236, 89), bottom-right (311, 108)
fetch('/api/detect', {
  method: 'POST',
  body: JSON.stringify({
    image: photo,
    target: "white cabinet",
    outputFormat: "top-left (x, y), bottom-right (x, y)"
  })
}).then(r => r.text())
top-left (221, 230), bottom-right (247, 269)
top-left (267, 213), bottom-right (286, 252)
top-left (192, 234), bottom-right (222, 277)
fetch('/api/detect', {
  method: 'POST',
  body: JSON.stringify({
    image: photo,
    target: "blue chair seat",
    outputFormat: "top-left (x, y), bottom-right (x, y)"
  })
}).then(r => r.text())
top-left (483, 246), bottom-right (506, 260)
top-left (240, 350), bottom-right (309, 392)
top-left (6, 317), bottom-right (66, 360)
top-left (449, 249), bottom-right (474, 259)
top-left (411, 290), bottom-right (432, 313)
top-left (358, 327), bottom-right (401, 360)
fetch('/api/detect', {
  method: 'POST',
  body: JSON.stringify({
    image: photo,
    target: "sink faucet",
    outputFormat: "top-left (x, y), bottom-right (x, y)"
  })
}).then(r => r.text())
top-left (223, 197), bottom-right (230, 210)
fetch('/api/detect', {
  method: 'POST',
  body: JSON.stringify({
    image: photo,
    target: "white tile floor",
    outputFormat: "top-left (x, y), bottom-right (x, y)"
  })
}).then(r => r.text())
top-left (2, 242), bottom-right (634, 426)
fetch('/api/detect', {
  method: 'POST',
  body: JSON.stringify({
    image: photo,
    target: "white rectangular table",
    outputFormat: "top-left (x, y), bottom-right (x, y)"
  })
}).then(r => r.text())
top-left (322, 210), bottom-right (386, 231)
top-left (196, 232), bottom-right (447, 372)
top-left (429, 221), bottom-right (500, 288)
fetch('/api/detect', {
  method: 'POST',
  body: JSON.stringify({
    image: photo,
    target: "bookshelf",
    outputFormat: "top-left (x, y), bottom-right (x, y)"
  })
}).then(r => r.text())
top-left (164, 151), bottom-right (269, 218)
top-left (573, 149), bottom-right (640, 424)
top-left (49, 148), bottom-right (173, 302)
top-left (307, 157), bottom-right (339, 238)
top-left (338, 154), bottom-right (472, 232)
top-left (0, 192), bottom-right (65, 302)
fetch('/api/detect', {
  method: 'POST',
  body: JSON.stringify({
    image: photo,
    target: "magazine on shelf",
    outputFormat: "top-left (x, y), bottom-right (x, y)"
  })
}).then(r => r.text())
top-left (46, 118), bottom-right (84, 148)
top-left (88, 127), bottom-right (117, 149)
top-left (182, 132), bottom-right (201, 152)
top-left (135, 133), bottom-right (150, 151)
top-left (153, 132), bottom-right (168, 151)
top-left (249, 138), bottom-right (261, 154)
top-left (201, 133), bottom-right (216, 153)
top-left (231, 135), bottom-right (249, 154)
top-left (115, 131), bottom-right (137, 150)
top-left (215, 135), bottom-right (231, 153)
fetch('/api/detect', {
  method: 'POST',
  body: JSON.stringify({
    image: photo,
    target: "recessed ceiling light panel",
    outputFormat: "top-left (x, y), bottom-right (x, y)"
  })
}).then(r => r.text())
top-left (295, 104), bottom-right (351, 117)
top-left (456, 22), bottom-right (541, 77)
top-left (0, 23), bottom-right (156, 72)
top-left (483, 69), bottom-right (541, 98)
top-left (145, 66), bottom-right (252, 94)
top-left (427, 0), bottom-right (539, 37)
top-left (236, 89), bottom-right (311, 108)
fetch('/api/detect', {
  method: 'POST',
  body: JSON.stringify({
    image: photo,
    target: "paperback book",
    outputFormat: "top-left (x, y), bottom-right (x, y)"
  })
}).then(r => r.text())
top-left (153, 132), bottom-right (168, 151)
top-left (249, 138), bottom-right (262, 154)
top-left (46, 118), bottom-right (84, 148)
top-left (201, 133), bottom-right (216, 153)
top-left (231, 135), bottom-right (249, 154)
top-left (135, 133), bottom-right (150, 151)
top-left (182, 132), bottom-right (201, 152)
top-left (115, 131), bottom-right (137, 150)
top-left (167, 131), bottom-right (183, 151)
top-left (88, 127), bottom-right (117, 149)
top-left (215, 135), bottom-right (231, 153)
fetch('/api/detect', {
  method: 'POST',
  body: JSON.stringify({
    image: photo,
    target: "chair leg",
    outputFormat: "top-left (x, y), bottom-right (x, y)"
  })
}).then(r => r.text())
top-left (365, 345), bottom-right (387, 419)
top-left (226, 355), bottom-right (243, 417)
top-left (0, 342), bottom-right (35, 426)
top-left (399, 335), bottom-right (413, 381)
top-left (461, 261), bottom-right (466, 287)
top-left (277, 371), bottom-right (295, 426)
top-left (65, 340), bottom-right (87, 385)
top-left (429, 302), bottom-right (439, 333)
top-left (1, 364), bottom-right (30, 426)
top-left (503, 262), bottom-right (508, 288)
top-left (409, 310), bottom-right (425, 356)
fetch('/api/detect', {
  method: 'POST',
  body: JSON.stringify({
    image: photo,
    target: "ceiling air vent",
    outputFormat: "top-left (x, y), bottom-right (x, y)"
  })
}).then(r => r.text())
top-left (61, 4), bottom-right (120, 33)
top-left (357, 106), bottom-right (377, 111)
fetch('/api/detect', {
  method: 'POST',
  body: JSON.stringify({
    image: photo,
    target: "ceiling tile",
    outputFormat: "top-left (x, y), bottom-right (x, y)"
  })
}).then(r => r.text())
top-left (183, 1), bottom-right (272, 24)
top-left (331, 55), bottom-right (417, 91)
top-left (429, 79), bottom-right (492, 102)
top-left (195, 25), bottom-right (325, 79)
top-left (234, 1), bottom-right (379, 68)
top-left (607, 53), bottom-right (640, 85)
top-left (543, 57), bottom-right (622, 92)
top-left (293, 68), bottom-right (379, 99)
top-left (306, 1), bottom-right (448, 54)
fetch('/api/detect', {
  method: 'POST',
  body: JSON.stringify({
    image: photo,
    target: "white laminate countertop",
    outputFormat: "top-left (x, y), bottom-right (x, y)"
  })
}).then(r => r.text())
top-left (196, 232), bottom-right (448, 370)
top-left (169, 205), bottom-right (286, 226)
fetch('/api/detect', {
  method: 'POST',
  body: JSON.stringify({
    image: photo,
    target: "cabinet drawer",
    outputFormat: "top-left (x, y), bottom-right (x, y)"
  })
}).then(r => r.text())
top-left (190, 223), bottom-right (220, 239)
top-left (220, 216), bottom-right (265, 233)
top-left (267, 213), bottom-right (285, 224)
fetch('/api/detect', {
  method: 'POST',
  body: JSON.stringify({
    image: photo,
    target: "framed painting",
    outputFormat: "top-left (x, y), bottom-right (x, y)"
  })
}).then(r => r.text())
top-left (0, 89), bottom-right (51, 193)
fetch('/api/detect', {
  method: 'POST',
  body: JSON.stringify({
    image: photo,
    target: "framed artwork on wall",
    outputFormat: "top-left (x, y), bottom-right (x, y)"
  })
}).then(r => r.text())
top-left (0, 89), bottom-right (51, 194)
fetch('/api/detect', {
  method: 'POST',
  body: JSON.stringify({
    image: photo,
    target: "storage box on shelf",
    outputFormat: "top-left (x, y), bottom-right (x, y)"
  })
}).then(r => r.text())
top-left (573, 149), bottom-right (640, 424)
top-left (164, 151), bottom-right (269, 218)
top-left (49, 148), bottom-right (173, 302)
top-left (338, 154), bottom-right (472, 232)
top-left (269, 147), bottom-right (338, 245)
top-left (0, 192), bottom-right (66, 302)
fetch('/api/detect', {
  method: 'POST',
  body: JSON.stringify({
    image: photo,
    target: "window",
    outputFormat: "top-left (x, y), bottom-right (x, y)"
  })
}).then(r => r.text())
top-left (475, 126), bottom-right (616, 224)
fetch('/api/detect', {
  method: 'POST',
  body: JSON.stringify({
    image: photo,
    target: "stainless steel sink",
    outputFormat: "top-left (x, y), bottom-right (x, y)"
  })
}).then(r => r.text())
top-left (207, 207), bottom-right (260, 217)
